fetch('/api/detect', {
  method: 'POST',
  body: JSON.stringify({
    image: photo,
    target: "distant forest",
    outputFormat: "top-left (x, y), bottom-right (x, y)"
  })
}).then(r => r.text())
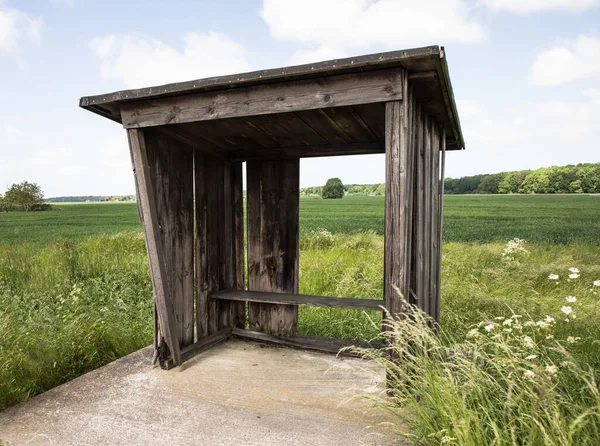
top-left (47, 195), bottom-right (135, 202)
top-left (301, 163), bottom-right (600, 196)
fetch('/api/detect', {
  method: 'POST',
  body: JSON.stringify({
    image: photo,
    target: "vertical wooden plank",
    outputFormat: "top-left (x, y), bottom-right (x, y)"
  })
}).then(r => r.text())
top-left (422, 114), bottom-right (432, 316)
top-left (232, 161), bottom-right (246, 324)
top-left (435, 129), bottom-right (447, 323)
top-left (404, 86), bottom-right (415, 301)
top-left (430, 124), bottom-right (441, 322)
top-left (247, 159), bottom-right (300, 336)
top-left (414, 103), bottom-right (425, 310)
top-left (127, 128), bottom-right (181, 365)
top-left (195, 151), bottom-right (209, 339)
top-left (383, 70), bottom-right (411, 319)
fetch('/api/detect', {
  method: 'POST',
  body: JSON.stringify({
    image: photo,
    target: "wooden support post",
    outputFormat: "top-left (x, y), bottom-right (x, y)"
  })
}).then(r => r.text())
top-left (127, 128), bottom-right (181, 366)
top-left (422, 114), bottom-right (432, 316)
top-left (247, 159), bottom-right (300, 337)
top-left (383, 70), bottom-right (412, 319)
top-left (413, 103), bottom-right (425, 310)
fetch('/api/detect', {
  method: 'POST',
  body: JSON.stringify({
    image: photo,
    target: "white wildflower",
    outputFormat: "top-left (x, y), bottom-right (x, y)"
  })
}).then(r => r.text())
top-left (561, 306), bottom-right (573, 315)
top-left (569, 273), bottom-right (579, 279)
top-left (525, 354), bottom-right (537, 360)
top-left (569, 267), bottom-right (580, 273)
top-left (523, 336), bottom-right (534, 348)
top-left (566, 296), bottom-right (577, 303)
top-left (484, 324), bottom-right (495, 332)
top-left (494, 316), bottom-right (505, 321)
top-left (593, 280), bottom-right (600, 287)
top-left (523, 321), bottom-right (536, 327)
top-left (566, 336), bottom-right (581, 344)
top-left (536, 320), bottom-right (549, 328)
top-left (546, 334), bottom-right (554, 340)
top-left (545, 365), bottom-right (558, 376)
top-left (467, 329), bottom-right (480, 338)
top-left (503, 328), bottom-right (513, 333)
top-left (548, 274), bottom-right (559, 280)
top-left (503, 319), bottom-right (513, 326)
top-left (524, 370), bottom-right (536, 380)
top-left (545, 315), bottom-right (555, 324)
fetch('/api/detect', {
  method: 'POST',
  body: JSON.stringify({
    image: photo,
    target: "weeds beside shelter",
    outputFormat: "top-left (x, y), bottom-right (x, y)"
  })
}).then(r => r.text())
top-left (80, 45), bottom-right (464, 368)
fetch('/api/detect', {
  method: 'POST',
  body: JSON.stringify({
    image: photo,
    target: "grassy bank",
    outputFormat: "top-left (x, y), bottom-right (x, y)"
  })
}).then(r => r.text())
top-left (1, 230), bottom-right (598, 411)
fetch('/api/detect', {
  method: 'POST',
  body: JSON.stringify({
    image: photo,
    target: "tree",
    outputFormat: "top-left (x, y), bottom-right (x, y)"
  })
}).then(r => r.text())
top-left (4, 181), bottom-right (47, 211)
top-left (322, 178), bottom-right (344, 199)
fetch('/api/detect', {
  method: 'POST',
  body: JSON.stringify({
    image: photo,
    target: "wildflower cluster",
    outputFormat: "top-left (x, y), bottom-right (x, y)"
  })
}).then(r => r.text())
top-left (502, 238), bottom-right (529, 261)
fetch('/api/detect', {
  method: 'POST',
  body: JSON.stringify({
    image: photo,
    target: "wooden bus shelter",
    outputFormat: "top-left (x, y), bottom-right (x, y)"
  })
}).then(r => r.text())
top-left (80, 45), bottom-right (464, 368)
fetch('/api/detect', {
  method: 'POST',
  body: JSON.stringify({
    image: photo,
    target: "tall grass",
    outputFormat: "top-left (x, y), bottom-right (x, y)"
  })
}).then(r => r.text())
top-left (349, 301), bottom-right (600, 445)
top-left (0, 232), bottom-right (153, 410)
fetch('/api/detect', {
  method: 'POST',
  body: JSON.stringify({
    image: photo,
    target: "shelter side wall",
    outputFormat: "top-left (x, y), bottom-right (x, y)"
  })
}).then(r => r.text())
top-left (247, 159), bottom-right (300, 337)
top-left (384, 77), bottom-right (445, 323)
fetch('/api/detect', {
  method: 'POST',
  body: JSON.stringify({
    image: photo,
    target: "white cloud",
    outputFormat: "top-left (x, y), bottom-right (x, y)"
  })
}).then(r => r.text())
top-left (90, 31), bottom-right (251, 88)
top-left (459, 93), bottom-right (600, 148)
top-left (0, 1), bottom-right (43, 53)
top-left (482, 0), bottom-right (598, 14)
top-left (3, 124), bottom-right (22, 137)
top-left (261, 0), bottom-right (485, 64)
top-left (529, 35), bottom-right (600, 86)
top-left (29, 147), bottom-right (88, 176)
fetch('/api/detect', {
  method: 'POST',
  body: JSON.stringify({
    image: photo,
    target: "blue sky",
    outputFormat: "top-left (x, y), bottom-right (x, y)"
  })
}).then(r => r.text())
top-left (1, 0), bottom-right (599, 197)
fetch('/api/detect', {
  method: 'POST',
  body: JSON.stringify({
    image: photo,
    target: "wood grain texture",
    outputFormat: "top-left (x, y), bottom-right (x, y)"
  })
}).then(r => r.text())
top-left (430, 124), bottom-right (441, 322)
top-left (120, 68), bottom-right (404, 128)
top-left (247, 159), bottom-right (300, 337)
top-left (232, 328), bottom-right (380, 356)
top-left (435, 128), bottom-right (447, 323)
top-left (211, 290), bottom-right (383, 311)
top-left (383, 71), bottom-right (411, 319)
top-left (162, 328), bottom-right (233, 370)
top-left (127, 128), bottom-right (181, 365)
top-left (422, 114), bottom-right (432, 316)
top-left (144, 128), bottom-right (195, 348)
top-left (196, 156), bottom-right (245, 339)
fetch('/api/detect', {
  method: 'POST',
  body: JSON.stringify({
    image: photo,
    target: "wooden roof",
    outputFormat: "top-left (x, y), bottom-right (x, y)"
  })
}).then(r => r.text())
top-left (80, 45), bottom-right (464, 157)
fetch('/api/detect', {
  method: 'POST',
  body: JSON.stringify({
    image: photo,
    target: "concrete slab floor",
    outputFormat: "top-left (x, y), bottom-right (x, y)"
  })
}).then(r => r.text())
top-left (0, 339), bottom-right (399, 445)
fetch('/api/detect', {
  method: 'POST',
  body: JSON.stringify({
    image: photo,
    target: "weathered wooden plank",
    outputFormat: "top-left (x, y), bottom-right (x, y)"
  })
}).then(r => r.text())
top-left (144, 128), bottom-right (195, 348)
top-left (162, 328), bottom-right (233, 370)
top-left (127, 128), bottom-right (181, 365)
top-left (229, 141), bottom-right (384, 161)
top-left (247, 159), bottom-right (300, 337)
top-left (195, 151), bottom-right (209, 339)
top-left (294, 109), bottom-right (352, 144)
top-left (352, 103), bottom-right (386, 141)
top-left (383, 71), bottom-right (411, 319)
top-left (211, 290), bottom-right (384, 311)
top-left (435, 129), bottom-right (446, 323)
top-left (320, 107), bottom-right (376, 142)
top-left (414, 103), bottom-right (425, 309)
top-left (430, 124), bottom-right (441, 322)
top-left (422, 114), bottom-right (432, 316)
top-left (120, 68), bottom-right (404, 128)
top-left (232, 328), bottom-right (380, 356)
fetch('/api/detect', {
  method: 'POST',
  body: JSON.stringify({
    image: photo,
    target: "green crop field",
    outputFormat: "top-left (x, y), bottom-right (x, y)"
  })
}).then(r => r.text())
top-left (1, 194), bottom-right (600, 435)
top-left (1, 194), bottom-right (599, 245)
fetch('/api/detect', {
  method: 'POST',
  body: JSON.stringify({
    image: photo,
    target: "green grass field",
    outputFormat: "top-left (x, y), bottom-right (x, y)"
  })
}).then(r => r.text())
top-left (2, 194), bottom-right (599, 245)
top-left (1, 195), bottom-right (599, 419)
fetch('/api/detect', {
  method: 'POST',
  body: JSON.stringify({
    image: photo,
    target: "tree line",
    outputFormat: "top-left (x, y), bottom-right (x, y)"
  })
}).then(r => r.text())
top-left (299, 163), bottom-right (600, 197)
top-left (445, 163), bottom-right (600, 194)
